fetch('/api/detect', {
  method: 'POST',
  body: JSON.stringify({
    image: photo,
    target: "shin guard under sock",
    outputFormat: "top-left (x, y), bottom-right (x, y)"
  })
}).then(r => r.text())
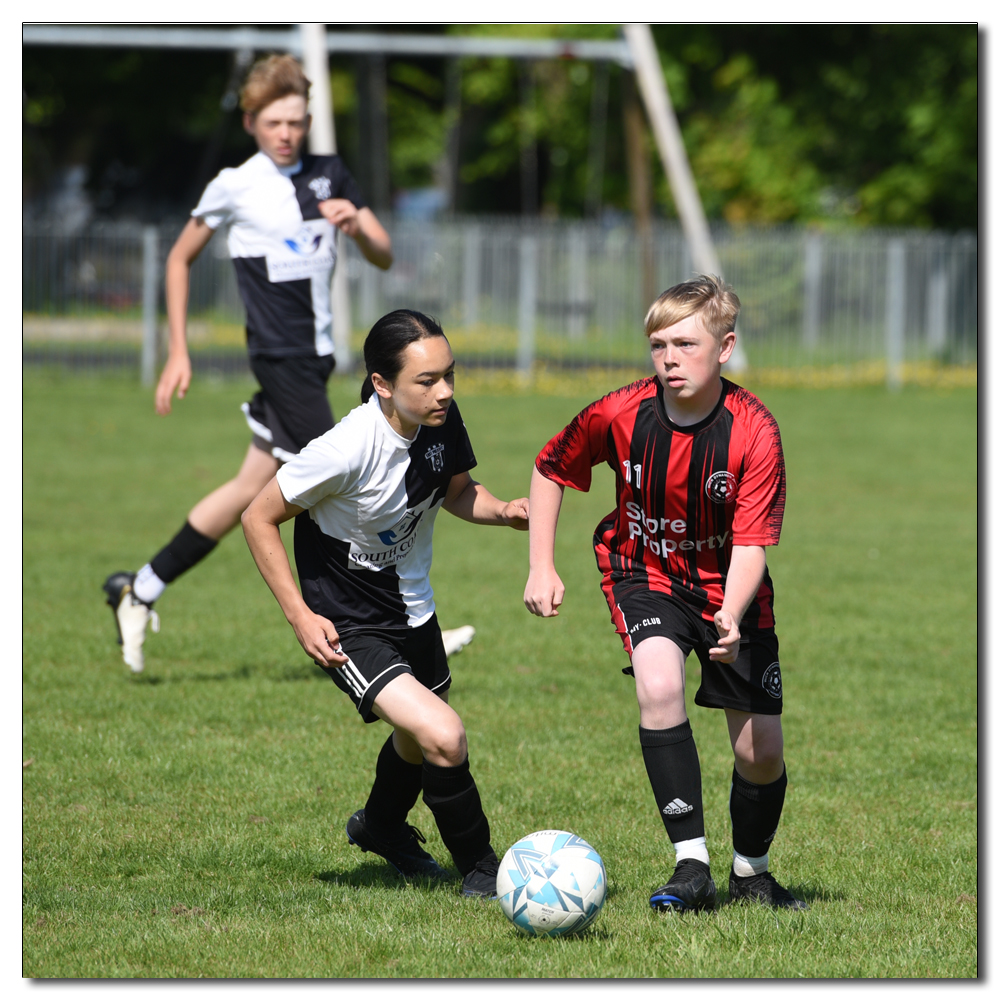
top-left (639, 722), bottom-right (706, 844)
top-left (363, 735), bottom-right (424, 833)
top-left (730, 765), bottom-right (787, 859)
top-left (421, 757), bottom-right (492, 875)
top-left (149, 521), bottom-right (218, 584)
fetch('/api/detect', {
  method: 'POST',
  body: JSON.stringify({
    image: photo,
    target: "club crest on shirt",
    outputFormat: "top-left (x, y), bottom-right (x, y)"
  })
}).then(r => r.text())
top-left (705, 470), bottom-right (737, 504)
top-left (284, 225), bottom-right (323, 256)
top-left (308, 176), bottom-right (332, 201)
top-left (425, 442), bottom-right (446, 473)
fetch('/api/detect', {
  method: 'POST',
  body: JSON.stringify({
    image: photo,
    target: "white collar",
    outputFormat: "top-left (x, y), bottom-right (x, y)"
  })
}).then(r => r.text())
top-left (252, 151), bottom-right (303, 177)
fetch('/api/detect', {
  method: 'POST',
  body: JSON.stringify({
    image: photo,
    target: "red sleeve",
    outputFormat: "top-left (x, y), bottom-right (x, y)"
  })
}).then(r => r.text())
top-left (731, 402), bottom-right (786, 546)
top-left (535, 395), bottom-right (615, 493)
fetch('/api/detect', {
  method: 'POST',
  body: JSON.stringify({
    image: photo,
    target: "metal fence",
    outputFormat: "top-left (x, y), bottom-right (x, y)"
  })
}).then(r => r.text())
top-left (23, 217), bottom-right (978, 381)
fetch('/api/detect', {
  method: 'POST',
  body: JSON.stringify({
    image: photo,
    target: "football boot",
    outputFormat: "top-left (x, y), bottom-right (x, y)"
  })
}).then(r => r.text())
top-left (460, 851), bottom-right (500, 899)
top-left (441, 625), bottom-right (476, 657)
top-left (728, 868), bottom-right (809, 910)
top-left (346, 809), bottom-right (449, 881)
top-left (650, 858), bottom-right (718, 913)
top-left (103, 571), bottom-right (159, 674)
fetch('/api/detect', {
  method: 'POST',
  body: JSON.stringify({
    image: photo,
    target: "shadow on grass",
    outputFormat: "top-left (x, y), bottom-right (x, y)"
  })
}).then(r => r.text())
top-left (315, 866), bottom-right (616, 941)
top-left (552, 924), bottom-right (616, 942)
top-left (719, 881), bottom-right (836, 908)
top-left (129, 663), bottom-right (326, 685)
top-left (314, 862), bottom-right (460, 893)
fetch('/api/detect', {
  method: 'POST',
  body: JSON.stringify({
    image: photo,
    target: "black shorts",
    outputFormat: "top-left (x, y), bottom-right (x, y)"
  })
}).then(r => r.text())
top-left (610, 588), bottom-right (783, 715)
top-left (320, 615), bottom-right (452, 724)
top-left (243, 354), bottom-right (336, 463)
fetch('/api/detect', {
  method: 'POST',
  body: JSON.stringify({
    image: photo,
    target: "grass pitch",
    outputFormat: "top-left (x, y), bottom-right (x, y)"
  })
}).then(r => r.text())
top-left (22, 370), bottom-right (977, 978)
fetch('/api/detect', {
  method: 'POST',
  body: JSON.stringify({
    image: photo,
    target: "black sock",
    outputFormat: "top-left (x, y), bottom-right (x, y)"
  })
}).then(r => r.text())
top-left (639, 722), bottom-right (706, 843)
top-left (363, 735), bottom-right (424, 833)
top-left (149, 521), bottom-right (218, 584)
top-left (421, 757), bottom-right (493, 875)
top-left (730, 765), bottom-right (787, 859)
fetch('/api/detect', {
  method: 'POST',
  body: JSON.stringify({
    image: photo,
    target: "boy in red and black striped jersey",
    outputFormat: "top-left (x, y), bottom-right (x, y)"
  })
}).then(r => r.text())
top-left (525, 275), bottom-right (807, 913)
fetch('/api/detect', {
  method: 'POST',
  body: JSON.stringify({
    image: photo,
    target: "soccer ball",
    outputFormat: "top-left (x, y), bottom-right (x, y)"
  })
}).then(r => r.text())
top-left (497, 830), bottom-right (606, 937)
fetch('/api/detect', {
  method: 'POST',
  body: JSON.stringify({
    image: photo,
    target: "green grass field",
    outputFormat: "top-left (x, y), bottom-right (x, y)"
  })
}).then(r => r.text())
top-left (22, 370), bottom-right (977, 979)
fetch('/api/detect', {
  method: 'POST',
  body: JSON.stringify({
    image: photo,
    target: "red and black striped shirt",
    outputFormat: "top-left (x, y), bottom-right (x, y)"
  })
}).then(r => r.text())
top-left (536, 377), bottom-right (786, 628)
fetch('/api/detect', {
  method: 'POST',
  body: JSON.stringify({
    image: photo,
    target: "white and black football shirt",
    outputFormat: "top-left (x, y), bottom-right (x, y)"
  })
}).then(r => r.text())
top-left (275, 394), bottom-right (477, 631)
top-left (192, 151), bottom-right (366, 359)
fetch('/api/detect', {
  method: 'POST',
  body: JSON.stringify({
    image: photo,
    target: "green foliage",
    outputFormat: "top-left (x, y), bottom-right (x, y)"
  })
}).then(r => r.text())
top-left (680, 55), bottom-right (824, 224)
top-left (23, 373), bottom-right (977, 977)
top-left (445, 24), bottom-right (978, 227)
top-left (22, 47), bottom-right (256, 213)
top-left (452, 25), bottom-right (623, 215)
top-left (387, 62), bottom-right (450, 190)
top-left (852, 31), bottom-right (978, 227)
top-left (23, 26), bottom-right (976, 228)
top-left (650, 25), bottom-right (978, 230)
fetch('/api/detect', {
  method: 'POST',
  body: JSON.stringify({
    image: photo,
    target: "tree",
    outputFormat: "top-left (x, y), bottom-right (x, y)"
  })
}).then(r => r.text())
top-left (648, 23), bottom-right (978, 229)
top-left (23, 46), bottom-right (255, 219)
top-left (22, 24), bottom-right (978, 229)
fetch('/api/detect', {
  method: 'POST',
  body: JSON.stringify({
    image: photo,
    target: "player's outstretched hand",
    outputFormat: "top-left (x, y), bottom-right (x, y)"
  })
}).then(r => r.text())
top-left (524, 567), bottom-right (565, 618)
top-left (290, 610), bottom-right (349, 668)
top-left (501, 497), bottom-right (530, 531)
top-left (317, 198), bottom-right (360, 238)
top-left (710, 610), bottom-right (741, 663)
top-left (155, 352), bottom-right (192, 415)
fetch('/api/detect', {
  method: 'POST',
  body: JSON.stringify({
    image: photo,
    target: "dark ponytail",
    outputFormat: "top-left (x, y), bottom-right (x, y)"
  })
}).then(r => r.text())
top-left (360, 309), bottom-right (447, 402)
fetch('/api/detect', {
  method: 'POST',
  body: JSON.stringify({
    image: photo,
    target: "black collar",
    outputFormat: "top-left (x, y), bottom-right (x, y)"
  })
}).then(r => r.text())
top-left (654, 377), bottom-right (730, 434)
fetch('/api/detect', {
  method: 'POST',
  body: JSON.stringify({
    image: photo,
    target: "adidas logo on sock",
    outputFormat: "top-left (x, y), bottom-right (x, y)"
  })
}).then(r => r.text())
top-left (662, 798), bottom-right (694, 816)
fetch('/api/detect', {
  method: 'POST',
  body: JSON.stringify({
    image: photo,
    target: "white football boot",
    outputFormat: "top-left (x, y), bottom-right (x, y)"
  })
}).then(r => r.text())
top-left (441, 625), bottom-right (476, 658)
top-left (103, 572), bottom-right (160, 673)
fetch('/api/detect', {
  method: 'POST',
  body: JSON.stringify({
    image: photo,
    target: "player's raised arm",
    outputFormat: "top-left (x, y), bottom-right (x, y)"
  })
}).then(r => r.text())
top-left (156, 217), bottom-right (215, 415)
top-left (241, 477), bottom-right (348, 668)
top-left (317, 200), bottom-right (393, 270)
top-left (523, 466), bottom-right (566, 617)
top-left (442, 471), bottom-right (529, 529)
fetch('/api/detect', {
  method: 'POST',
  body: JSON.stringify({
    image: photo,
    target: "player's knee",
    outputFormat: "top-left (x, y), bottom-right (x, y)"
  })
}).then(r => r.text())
top-left (422, 720), bottom-right (468, 766)
top-left (735, 730), bottom-right (784, 774)
top-left (636, 673), bottom-right (685, 714)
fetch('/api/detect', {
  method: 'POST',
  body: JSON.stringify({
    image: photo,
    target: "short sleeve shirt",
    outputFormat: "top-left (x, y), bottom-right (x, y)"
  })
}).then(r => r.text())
top-left (192, 152), bottom-right (366, 359)
top-left (276, 395), bottom-right (477, 631)
top-left (535, 377), bottom-right (786, 626)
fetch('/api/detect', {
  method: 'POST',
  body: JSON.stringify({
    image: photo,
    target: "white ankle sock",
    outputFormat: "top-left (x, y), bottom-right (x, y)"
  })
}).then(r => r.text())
top-left (133, 564), bottom-right (166, 604)
top-left (732, 851), bottom-right (769, 877)
top-left (674, 837), bottom-right (710, 866)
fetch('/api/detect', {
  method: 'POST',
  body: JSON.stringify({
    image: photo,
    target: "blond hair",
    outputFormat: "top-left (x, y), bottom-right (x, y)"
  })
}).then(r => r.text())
top-left (240, 54), bottom-right (311, 116)
top-left (643, 274), bottom-right (741, 341)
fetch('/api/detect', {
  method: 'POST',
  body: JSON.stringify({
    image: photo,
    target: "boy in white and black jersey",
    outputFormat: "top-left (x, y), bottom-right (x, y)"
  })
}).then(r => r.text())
top-left (243, 310), bottom-right (530, 897)
top-left (103, 55), bottom-right (473, 671)
top-left (193, 141), bottom-right (369, 366)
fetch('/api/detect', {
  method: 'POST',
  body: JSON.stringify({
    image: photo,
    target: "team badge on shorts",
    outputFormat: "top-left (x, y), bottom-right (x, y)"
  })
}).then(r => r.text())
top-left (761, 662), bottom-right (783, 699)
top-left (705, 470), bottom-right (737, 504)
top-left (425, 442), bottom-right (445, 473)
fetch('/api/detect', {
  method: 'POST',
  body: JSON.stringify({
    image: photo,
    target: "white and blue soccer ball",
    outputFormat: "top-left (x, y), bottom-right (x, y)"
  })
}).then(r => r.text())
top-left (497, 830), bottom-right (606, 937)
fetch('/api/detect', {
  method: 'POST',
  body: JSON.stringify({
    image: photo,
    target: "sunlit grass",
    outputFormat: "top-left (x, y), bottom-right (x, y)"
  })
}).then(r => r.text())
top-left (23, 372), bottom-right (977, 978)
